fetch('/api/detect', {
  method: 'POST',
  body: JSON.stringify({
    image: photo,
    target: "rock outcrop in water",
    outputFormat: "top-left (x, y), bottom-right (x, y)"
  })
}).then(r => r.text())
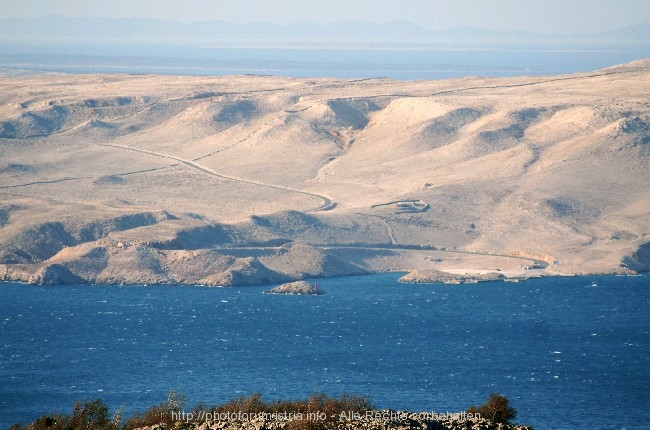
top-left (266, 280), bottom-right (325, 295)
top-left (399, 270), bottom-right (506, 284)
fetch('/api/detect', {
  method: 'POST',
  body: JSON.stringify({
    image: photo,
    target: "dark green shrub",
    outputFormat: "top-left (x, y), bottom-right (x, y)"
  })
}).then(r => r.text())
top-left (467, 393), bottom-right (517, 424)
top-left (13, 399), bottom-right (117, 430)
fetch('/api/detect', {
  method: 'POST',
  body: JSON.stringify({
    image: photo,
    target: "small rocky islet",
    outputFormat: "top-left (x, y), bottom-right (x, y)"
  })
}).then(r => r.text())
top-left (399, 269), bottom-right (506, 284)
top-left (265, 280), bottom-right (325, 295)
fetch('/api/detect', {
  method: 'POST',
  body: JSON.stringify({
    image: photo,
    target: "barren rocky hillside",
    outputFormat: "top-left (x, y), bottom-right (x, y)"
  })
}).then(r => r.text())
top-left (1, 60), bottom-right (649, 285)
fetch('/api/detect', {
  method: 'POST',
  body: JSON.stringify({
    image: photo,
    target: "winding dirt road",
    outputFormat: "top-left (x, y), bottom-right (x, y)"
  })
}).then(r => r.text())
top-left (96, 143), bottom-right (336, 212)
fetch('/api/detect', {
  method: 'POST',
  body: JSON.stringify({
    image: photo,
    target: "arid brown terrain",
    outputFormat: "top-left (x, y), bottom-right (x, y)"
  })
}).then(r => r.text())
top-left (1, 60), bottom-right (649, 285)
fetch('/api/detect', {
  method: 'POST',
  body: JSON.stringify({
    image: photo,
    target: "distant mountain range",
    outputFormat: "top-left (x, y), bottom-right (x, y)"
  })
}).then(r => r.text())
top-left (1, 15), bottom-right (648, 47)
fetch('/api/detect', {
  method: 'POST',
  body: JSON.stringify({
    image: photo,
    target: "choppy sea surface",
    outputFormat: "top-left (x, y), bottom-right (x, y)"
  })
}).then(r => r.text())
top-left (1, 273), bottom-right (649, 429)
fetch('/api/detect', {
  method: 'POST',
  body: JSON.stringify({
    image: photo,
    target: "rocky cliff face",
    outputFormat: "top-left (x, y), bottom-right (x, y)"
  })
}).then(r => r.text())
top-left (623, 242), bottom-right (650, 272)
top-left (0, 218), bottom-right (369, 286)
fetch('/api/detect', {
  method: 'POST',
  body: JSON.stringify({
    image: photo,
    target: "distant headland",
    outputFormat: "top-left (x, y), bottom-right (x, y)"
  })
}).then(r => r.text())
top-left (1, 60), bottom-right (649, 287)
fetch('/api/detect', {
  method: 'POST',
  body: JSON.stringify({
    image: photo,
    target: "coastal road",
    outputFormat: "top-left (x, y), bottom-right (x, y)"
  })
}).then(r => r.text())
top-left (210, 242), bottom-right (550, 269)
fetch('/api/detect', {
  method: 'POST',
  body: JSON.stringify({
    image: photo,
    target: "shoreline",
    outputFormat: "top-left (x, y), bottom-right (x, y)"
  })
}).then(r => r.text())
top-left (0, 267), bottom-right (643, 288)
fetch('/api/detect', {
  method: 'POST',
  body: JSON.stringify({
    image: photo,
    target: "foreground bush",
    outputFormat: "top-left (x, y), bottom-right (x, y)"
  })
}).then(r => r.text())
top-left (206, 392), bottom-right (374, 430)
top-left (12, 392), bottom-right (374, 430)
top-left (10, 399), bottom-right (118, 430)
top-left (123, 389), bottom-right (186, 429)
top-left (12, 392), bottom-right (533, 430)
top-left (467, 393), bottom-right (517, 424)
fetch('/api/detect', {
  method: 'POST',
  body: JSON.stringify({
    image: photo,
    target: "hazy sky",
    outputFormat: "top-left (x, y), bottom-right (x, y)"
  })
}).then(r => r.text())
top-left (2, 0), bottom-right (649, 34)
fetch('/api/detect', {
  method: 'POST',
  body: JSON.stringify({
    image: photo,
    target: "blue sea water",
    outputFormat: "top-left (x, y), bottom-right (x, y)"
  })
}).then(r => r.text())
top-left (2, 44), bottom-right (649, 79)
top-left (1, 274), bottom-right (649, 429)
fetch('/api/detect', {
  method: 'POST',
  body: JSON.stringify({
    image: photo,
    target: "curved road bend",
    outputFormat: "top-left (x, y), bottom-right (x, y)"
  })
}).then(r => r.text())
top-left (96, 143), bottom-right (335, 212)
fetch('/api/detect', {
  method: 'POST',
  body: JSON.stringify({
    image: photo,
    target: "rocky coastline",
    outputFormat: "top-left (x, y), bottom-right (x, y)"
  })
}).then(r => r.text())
top-left (133, 410), bottom-right (533, 430)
